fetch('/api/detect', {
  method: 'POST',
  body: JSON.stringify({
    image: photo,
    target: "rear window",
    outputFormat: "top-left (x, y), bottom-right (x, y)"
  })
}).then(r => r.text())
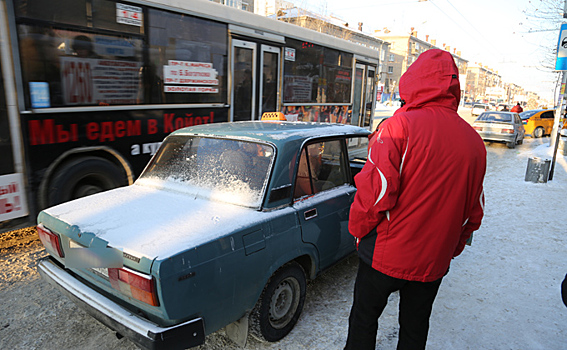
top-left (477, 113), bottom-right (512, 123)
top-left (519, 110), bottom-right (540, 120)
top-left (139, 136), bottom-right (274, 209)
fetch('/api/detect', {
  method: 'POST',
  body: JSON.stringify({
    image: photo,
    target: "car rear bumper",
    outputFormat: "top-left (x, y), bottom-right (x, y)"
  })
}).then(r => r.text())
top-left (38, 257), bottom-right (205, 350)
top-left (477, 132), bottom-right (517, 143)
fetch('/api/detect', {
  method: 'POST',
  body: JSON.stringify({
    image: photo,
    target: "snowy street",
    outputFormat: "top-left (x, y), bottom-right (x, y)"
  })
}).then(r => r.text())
top-left (1, 123), bottom-right (567, 350)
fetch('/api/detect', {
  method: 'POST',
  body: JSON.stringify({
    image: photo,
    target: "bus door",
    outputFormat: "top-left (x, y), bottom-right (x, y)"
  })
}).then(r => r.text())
top-left (0, 6), bottom-right (29, 225)
top-left (351, 63), bottom-right (376, 129)
top-left (231, 39), bottom-right (280, 121)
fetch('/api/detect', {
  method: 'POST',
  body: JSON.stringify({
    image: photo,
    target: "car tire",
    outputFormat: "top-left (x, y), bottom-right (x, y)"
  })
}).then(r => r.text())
top-left (249, 262), bottom-right (306, 342)
top-left (47, 156), bottom-right (127, 207)
top-left (533, 127), bottom-right (544, 138)
top-left (506, 140), bottom-right (516, 149)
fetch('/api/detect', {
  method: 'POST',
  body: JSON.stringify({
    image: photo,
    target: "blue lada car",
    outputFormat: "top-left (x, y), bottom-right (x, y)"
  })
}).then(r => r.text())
top-left (37, 120), bottom-right (371, 350)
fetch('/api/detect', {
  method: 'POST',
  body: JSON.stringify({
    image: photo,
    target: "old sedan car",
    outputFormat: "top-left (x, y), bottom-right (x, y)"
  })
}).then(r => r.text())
top-left (472, 111), bottom-right (525, 148)
top-left (37, 120), bottom-right (371, 350)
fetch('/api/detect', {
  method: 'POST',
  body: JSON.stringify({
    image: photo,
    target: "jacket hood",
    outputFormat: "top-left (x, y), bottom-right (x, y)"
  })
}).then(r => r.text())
top-left (396, 49), bottom-right (460, 113)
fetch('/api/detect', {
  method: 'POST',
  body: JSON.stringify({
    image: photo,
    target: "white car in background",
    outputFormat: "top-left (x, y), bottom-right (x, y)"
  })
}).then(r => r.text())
top-left (472, 103), bottom-right (490, 116)
top-left (472, 111), bottom-right (525, 149)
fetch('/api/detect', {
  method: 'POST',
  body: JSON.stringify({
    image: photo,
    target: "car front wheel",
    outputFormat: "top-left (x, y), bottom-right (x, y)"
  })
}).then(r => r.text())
top-left (249, 262), bottom-right (306, 342)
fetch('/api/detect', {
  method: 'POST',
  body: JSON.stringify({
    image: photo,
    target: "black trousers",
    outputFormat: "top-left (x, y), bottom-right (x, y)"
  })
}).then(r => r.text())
top-left (345, 259), bottom-right (443, 350)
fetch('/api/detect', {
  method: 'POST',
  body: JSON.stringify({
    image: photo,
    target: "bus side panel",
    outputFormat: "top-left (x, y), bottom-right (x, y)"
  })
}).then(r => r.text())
top-left (21, 107), bottom-right (229, 210)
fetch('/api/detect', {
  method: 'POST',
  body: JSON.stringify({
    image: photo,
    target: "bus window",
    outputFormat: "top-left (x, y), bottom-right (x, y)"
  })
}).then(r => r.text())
top-left (15, 0), bottom-right (143, 34)
top-left (363, 67), bottom-right (376, 127)
top-left (18, 26), bottom-right (145, 108)
top-left (147, 9), bottom-right (228, 105)
top-left (261, 46), bottom-right (279, 116)
top-left (283, 38), bottom-right (352, 105)
top-left (232, 41), bottom-right (255, 121)
top-left (16, 2), bottom-right (229, 109)
top-left (351, 66), bottom-right (364, 126)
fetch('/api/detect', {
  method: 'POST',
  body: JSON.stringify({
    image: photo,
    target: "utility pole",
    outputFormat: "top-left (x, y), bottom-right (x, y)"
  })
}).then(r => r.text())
top-left (549, 0), bottom-right (567, 180)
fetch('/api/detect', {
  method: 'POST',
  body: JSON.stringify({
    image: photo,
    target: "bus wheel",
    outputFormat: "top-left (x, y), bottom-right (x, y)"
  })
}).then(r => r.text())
top-left (47, 156), bottom-right (126, 207)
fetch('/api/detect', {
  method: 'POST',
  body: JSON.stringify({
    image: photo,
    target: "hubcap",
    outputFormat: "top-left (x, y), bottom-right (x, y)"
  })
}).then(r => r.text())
top-left (268, 277), bottom-right (300, 329)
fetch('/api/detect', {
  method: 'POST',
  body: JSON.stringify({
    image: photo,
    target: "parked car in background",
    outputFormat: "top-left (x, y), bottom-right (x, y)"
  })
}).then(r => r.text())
top-left (496, 103), bottom-right (509, 111)
top-left (472, 111), bottom-right (525, 148)
top-left (472, 103), bottom-right (491, 116)
top-left (36, 119), bottom-right (371, 350)
top-left (520, 109), bottom-right (555, 138)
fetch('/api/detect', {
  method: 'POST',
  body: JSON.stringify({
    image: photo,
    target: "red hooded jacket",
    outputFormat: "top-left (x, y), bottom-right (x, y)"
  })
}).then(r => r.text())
top-left (510, 104), bottom-right (523, 113)
top-left (349, 49), bottom-right (486, 282)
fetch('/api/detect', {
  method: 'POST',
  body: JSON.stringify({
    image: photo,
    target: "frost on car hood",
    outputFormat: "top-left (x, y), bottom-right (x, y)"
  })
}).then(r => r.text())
top-left (40, 183), bottom-right (270, 259)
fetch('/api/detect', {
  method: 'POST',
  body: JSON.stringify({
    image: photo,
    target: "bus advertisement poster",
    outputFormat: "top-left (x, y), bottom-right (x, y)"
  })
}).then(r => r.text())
top-left (0, 173), bottom-right (28, 221)
top-left (163, 61), bottom-right (219, 88)
top-left (60, 57), bottom-right (141, 105)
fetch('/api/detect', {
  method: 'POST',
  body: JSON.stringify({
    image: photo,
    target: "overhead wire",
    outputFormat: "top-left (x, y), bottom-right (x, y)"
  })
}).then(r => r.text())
top-left (426, 0), bottom-right (505, 57)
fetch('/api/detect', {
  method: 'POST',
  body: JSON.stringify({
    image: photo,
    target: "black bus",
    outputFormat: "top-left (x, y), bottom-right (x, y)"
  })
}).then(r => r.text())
top-left (0, 0), bottom-right (379, 231)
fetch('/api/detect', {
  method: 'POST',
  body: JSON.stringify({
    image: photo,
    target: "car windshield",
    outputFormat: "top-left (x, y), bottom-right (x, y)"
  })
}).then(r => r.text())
top-left (519, 110), bottom-right (541, 120)
top-left (476, 113), bottom-right (512, 123)
top-left (139, 135), bottom-right (274, 209)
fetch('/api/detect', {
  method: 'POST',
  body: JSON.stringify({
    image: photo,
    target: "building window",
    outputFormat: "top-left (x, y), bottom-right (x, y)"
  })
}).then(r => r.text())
top-left (388, 66), bottom-right (393, 74)
top-left (389, 54), bottom-right (394, 62)
top-left (283, 38), bottom-right (353, 104)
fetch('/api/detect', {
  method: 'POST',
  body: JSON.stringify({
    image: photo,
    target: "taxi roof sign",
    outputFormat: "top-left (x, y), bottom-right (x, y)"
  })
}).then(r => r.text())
top-left (261, 112), bottom-right (287, 121)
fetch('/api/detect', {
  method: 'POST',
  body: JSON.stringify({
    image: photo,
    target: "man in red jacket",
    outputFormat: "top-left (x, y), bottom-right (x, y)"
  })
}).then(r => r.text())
top-left (511, 102), bottom-right (523, 113)
top-left (345, 49), bottom-right (486, 350)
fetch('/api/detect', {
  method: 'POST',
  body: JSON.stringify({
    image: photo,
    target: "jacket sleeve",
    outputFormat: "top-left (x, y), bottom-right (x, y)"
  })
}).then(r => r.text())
top-left (349, 117), bottom-right (407, 239)
top-left (454, 188), bottom-right (485, 257)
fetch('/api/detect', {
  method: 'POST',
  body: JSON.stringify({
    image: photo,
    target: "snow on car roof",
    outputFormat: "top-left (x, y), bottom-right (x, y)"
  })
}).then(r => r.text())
top-left (170, 121), bottom-right (371, 144)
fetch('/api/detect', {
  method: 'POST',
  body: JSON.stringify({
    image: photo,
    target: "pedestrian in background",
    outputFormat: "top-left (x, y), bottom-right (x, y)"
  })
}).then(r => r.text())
top-left (511, 102), bottom-right (523, 113)
top-left (345, 49), bottom-right (487, 350)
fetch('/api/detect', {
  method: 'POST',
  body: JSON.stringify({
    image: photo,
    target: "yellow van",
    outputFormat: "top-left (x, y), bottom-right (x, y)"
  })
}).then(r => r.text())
top-left (520, 109), bottom-right (555, 138)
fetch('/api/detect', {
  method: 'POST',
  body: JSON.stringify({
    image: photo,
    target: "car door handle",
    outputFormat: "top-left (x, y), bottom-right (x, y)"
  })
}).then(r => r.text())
top-left (304, 208), bottom-right (318, 220)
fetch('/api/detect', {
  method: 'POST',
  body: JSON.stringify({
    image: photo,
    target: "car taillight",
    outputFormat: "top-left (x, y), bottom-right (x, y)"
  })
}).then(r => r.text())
top-left (473, 126), bottom-right (483, 131)
top-left (37, 224), bottom-right (64, 258)
top-left (501, 128), bottom-right (514, 134)
top-left (108, 267), bottom-right (160, 306)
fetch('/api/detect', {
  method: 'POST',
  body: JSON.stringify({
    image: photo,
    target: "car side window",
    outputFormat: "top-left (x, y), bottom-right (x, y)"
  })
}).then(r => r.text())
top-left (293, 139), bottom-right (347, 199)
top-left (542, 111), bottom-right (554, 119)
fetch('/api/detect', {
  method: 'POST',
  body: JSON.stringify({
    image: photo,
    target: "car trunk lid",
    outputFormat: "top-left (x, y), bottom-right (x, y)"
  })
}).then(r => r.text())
top-left (38, 183), bottom-right (263, 269)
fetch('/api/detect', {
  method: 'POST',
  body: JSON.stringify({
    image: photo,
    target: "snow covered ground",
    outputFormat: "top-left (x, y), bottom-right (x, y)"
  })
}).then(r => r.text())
top-left (2, 113), bottom-right (567, 349)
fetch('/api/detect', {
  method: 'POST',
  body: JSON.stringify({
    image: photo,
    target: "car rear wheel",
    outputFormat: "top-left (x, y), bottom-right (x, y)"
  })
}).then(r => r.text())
top-left (506, 139), bottom-right (516, 149)
top-left (533, 127), bottom-right (544, 138)
top-left (249, 262), bottom-right (306, 342)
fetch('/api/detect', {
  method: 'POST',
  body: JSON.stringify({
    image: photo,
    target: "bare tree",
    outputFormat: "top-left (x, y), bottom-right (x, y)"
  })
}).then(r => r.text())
top-left (522, 0), bottom-right (565, 69)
